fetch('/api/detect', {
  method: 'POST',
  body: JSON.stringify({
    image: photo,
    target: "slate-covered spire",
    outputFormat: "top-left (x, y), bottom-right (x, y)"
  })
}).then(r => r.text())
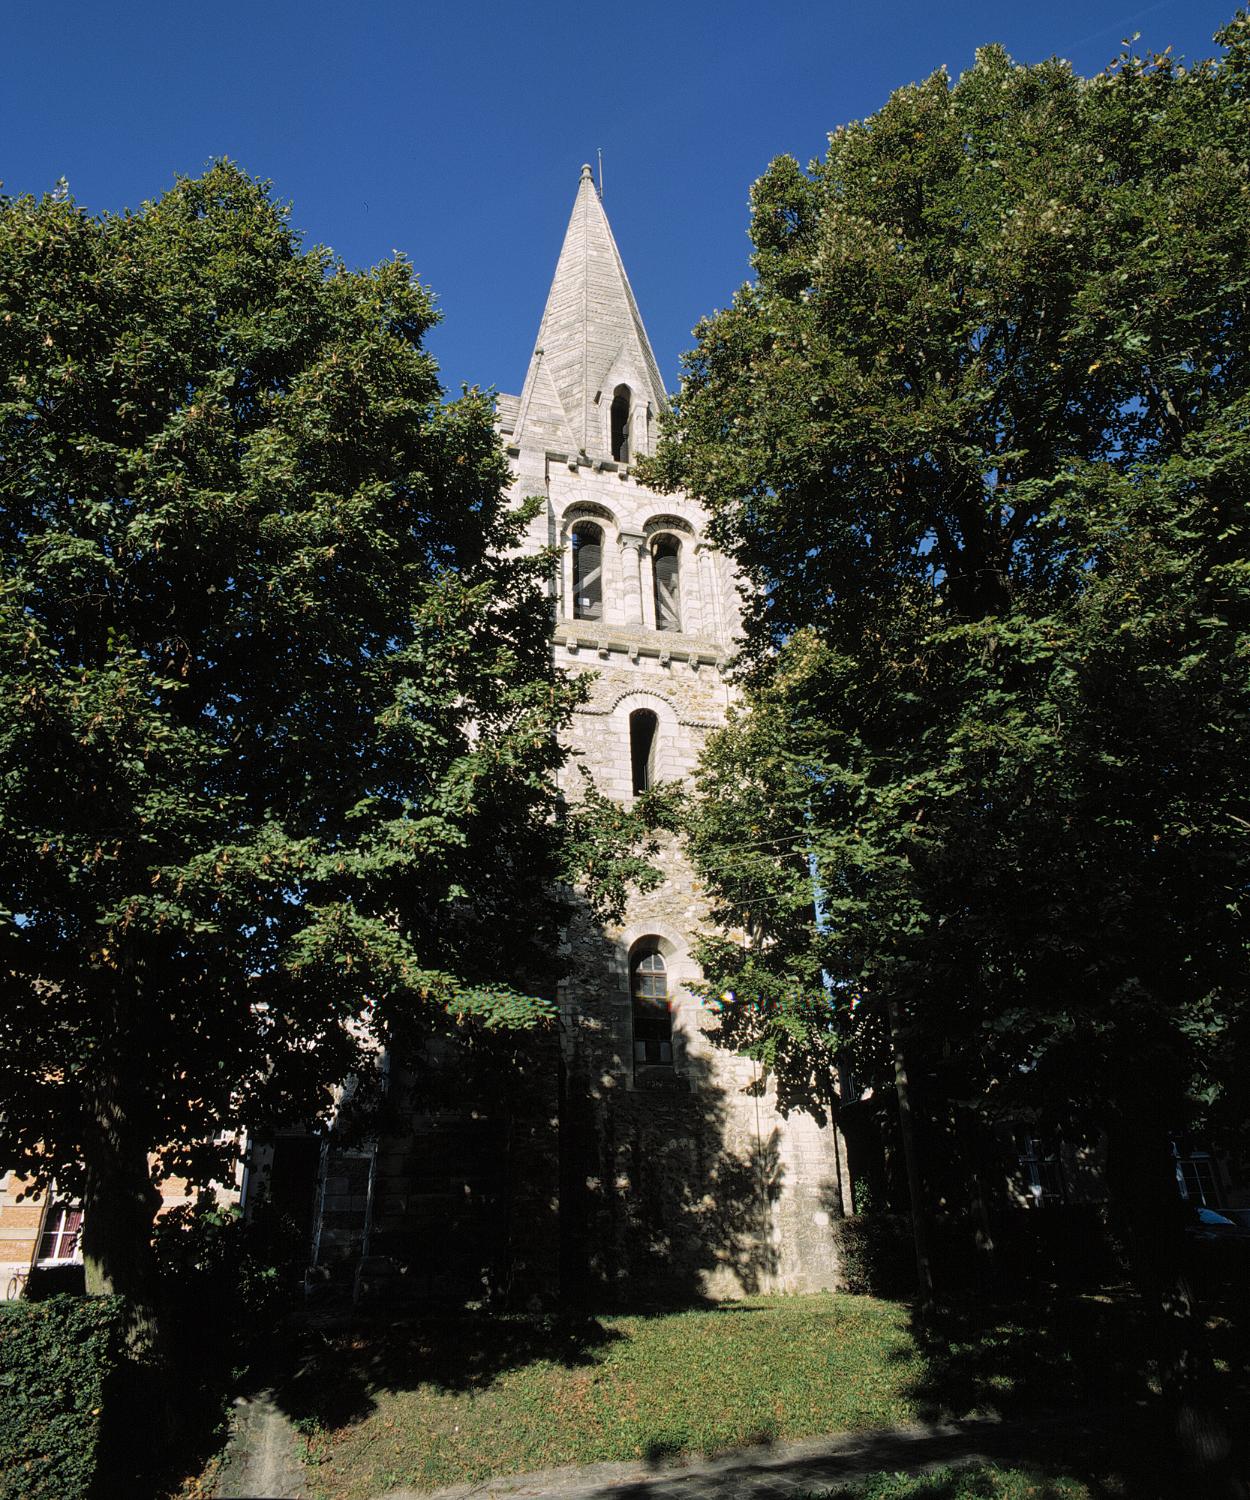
top-left (503, 165), bottom-right (669, 460)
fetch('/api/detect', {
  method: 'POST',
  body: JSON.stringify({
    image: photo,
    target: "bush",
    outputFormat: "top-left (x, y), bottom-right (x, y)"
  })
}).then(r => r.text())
top-left (993, 1204), bottom-right (1118, 1289)
top-left (0, 1294), bottom-right (127, 1500)
top-left (154, 1196), bottom-right (303, 1386)
top-left (834, 1213), bottom-right (918, 1297)
top-left (835, 1205), bottom-right (1122, 1301)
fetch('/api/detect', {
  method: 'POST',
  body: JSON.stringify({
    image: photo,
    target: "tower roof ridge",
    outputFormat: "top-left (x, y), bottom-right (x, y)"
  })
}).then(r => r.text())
top-left (510, 165), bottom-right (669, 458)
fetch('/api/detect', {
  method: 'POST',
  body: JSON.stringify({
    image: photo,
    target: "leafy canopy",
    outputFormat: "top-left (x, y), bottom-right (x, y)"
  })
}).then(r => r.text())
top-left (647, 18), bottom-right (1250, 1143)
top-left (0, 162), bottom-right (620, 1197)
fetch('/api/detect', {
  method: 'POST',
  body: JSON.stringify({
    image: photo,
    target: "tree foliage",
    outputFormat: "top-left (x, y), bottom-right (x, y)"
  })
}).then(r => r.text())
top-left (0, 163), bottom-right (639, 1303)
top-left (647, 13), bottom-right (1250, 1295)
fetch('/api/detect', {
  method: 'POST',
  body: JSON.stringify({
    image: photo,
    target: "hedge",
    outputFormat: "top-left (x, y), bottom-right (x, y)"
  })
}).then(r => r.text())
top-left (834, 1206), bottom-right (1120, 1298)
top-left (833, 1213), bottom-right (919, 1298)
top-left (0, 1294), bottom-right (128, 1500)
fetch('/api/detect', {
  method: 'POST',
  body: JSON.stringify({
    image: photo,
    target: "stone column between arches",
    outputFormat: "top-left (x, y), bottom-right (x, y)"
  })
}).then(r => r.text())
top-left (636, 544), bottom-right (655, 630)
top-left (559, 531), bottom-right (573, 618)
top-left (617, 531), bottom-right (645, 626)
top-left (695, 542), bottom-right (721, 639)
top-left (681, 538), bottom-right (706, 638)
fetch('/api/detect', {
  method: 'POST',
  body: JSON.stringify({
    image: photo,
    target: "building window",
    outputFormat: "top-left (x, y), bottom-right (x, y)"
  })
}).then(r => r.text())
top-left (37, 1202), bottom-right (82, 1264)
top-left (1016, 1135), bottom-right (1064, 1206)
top-left (1174, 1143), bottom-right (1220, 1206)
top-left (652, 537), bottom-right (681, 632)
top-left (632, 948), bottom-right (672, 1066)
top-left (571, 521), bottom-right (603, 621)
top-left (610, 384), bottom-right (631, 462)
top-left (629, 709), bottom-right (659, 795)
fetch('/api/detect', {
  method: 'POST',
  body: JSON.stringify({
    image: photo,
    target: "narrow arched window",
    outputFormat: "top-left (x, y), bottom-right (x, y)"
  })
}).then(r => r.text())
top-left (632, 948), bottom-right (672, 1066)
top-left (629, 708), bottom-right (658, 795)
top-left (610, 384), bottom-right (632, 462)
top-left (652, 536), bottom-right (681, 632)
top-left (571, 521), bottom-right (603, 620)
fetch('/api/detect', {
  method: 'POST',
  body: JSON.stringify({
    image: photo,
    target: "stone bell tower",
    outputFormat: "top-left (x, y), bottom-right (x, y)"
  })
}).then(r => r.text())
top-left (497, 166), bottom-right (845, 1299)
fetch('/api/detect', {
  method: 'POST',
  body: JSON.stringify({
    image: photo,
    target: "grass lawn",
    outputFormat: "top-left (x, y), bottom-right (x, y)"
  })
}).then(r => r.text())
top-left (293, 1294), bottom-right (927, 1496)
top-left (282, 1291), bottom-right (1192, 1500)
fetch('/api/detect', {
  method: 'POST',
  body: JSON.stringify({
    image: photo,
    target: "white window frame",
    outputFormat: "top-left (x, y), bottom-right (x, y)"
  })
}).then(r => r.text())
top-left (36, 1200), bottom-right (84, 1267)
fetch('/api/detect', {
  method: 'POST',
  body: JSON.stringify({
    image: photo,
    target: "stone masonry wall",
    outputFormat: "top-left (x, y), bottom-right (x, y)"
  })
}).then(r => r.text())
top-left (503, 449), bottom-right (847, 1300)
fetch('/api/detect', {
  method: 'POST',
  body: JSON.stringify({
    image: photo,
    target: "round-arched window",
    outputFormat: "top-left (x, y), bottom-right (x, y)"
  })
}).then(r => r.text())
top-left (610, 384), bottom-right (632, 462)
top-left (629, 708), bottom-right (659, 795)
top-left (652, 536), bottom-right (681, 632)
top-left (632, 947), bottom-right (672, 1066)
top-left (571, 521), bottom-right (603, 621)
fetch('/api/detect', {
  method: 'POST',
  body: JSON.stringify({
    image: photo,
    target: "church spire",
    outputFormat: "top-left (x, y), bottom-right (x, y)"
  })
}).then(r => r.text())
top-left (505, 165), bottom-right (669, 461)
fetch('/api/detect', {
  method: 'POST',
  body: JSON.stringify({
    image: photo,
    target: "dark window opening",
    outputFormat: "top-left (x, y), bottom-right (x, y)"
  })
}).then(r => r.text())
top-left (630, 708), bottom-right (659, 795)
top-left (610, 384), bottom-right (632, 462)
top-left (652, 536), bottom-right (681, 632)
top-left (268, 1135), bottom-right (324, 1259)
top-left (632, 948), bottom-right (672, 1065)
top-left (572, 521), bottom-right (603, 620)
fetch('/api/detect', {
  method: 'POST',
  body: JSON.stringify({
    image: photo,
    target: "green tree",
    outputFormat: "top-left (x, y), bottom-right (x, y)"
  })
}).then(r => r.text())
top-left (0, 164), bottom-right (650, 1349)
top-left (648, 16), bottom-right (1250, 1479)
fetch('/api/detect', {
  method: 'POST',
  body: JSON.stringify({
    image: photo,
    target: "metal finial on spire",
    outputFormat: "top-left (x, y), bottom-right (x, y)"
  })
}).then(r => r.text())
top-left (580, 163), bottom-right (593, 181)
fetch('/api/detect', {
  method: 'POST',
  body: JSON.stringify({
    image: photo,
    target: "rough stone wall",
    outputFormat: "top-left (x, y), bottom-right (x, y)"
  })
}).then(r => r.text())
top-left (275, 163), bottom-right (847, 1305)
top-left (500, 442), bottom-right (846, 1300)
top-left (361, 1035), bottom-right (560, 1303)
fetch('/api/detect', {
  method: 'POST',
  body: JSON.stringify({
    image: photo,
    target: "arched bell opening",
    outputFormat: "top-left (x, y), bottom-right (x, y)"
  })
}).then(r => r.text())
top-left (571, 520), bottom-right (604, 621)
top-left (629, 708), bottom-right (659, 796)
top-left (610, 384), bottom-right (632, 463)
top-left (651, 535), bottom-right (681, 632)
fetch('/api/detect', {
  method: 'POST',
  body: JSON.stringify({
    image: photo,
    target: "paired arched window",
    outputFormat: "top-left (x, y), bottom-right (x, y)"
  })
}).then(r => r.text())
top-left (652, 536), bottom-right (681, 632)
top-left (632, 947), bottom-right (672, 1066)
top-left (610, 384), bottom-right (632, 463)
top-left (571, 521), bottom-right (603, 620)
top-left (629, 708), bottom-right (658, 795)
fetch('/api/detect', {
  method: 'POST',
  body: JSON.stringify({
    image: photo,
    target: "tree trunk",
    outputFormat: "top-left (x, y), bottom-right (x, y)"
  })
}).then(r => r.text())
top-left (80, 1071), bottom-right (176, 1450)
top-left (828, 1119), bottom-right (848, 1219)
top-left (958, 1109), bottom-right (997, 1294)
top-left (1106, 1116), bottom-right (1245, 1499)
top-left (888, 998), bottom-right (935, 1308)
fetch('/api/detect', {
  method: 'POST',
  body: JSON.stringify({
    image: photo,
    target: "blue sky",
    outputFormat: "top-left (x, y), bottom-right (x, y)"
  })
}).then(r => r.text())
top-left (4, 2), bottom-right (1239, 399)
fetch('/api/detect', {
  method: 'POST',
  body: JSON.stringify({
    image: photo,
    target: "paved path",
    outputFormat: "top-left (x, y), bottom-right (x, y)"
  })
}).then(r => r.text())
top-left (377, 1409), bottom-right (1121, 1500)
top-left (213, 1390), bottom-right (306, 1500)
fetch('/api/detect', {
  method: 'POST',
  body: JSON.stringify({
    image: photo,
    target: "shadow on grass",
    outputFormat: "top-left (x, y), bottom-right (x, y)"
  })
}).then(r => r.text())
top-left (797, 1466), bottom-right (1113, 1500)
top-left (274, 1310), bottom-right (625, 1432)
top-left (642, 1418), bottom-right (779, 1469)
top-left (883, 1290), bottom-right (1249, 1499)
top-left (899, 1294), bottom-right (1155, 1422)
